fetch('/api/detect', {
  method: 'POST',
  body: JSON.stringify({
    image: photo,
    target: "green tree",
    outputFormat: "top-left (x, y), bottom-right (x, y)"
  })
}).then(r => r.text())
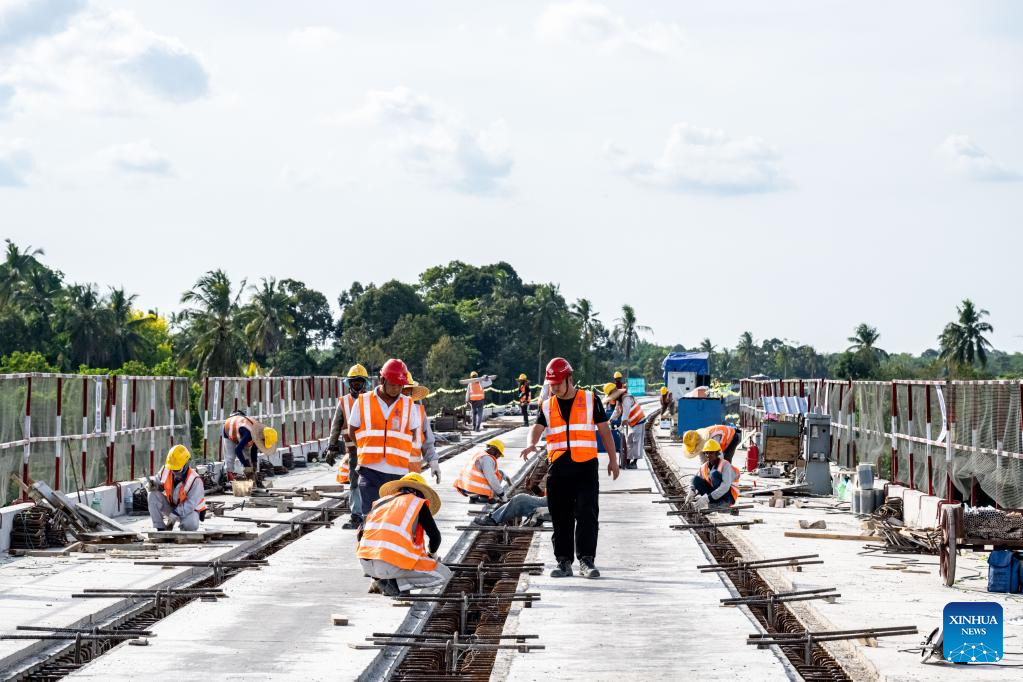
top-left (425, 335), bottom-right (477, 387)
top-left (178, 269), bottom-right (246, 376)
top-left (613, 304), bottom-right (651, 375)
top-left (0, 350), bottom-right (57, 373)
top-left (571, 298), bottom-right (602, 381)
top-left (847, 323), bottom-right (887, 363)
top-left (736, 331), bottom-right (756, 377)
top-left (55, 284), bottom-right (114, 367)
top-left (0, 240), bottom-right (46, 311)
top-left (239, 277), bottom-right (295, 361)
top-left (107, 288), bottom-right (154, 367)
top-left (525, 283), bottom-right (567, 380)
top-left (939, 299), bottom-right (994, 371)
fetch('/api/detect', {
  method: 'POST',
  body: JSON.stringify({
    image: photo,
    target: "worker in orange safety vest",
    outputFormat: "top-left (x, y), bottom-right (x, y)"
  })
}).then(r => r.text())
top-left (689, 439), bottom-right (741, 509)
top-left (148, 445), bottom-right (207, 531)
top-left (453, 439), bottom-right (509, 503)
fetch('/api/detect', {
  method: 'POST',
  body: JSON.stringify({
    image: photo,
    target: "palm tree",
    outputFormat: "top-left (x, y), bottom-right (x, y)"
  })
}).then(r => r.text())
top-left (613, 304), bottom-right (652, 375)
top-left (178, 269), bottom-right (247, 376)
top-left (238, 277), bottom-right (295, 360)
top-left (775, 345), bottom-right (793, 378)
top-left (939, 299), bottom-right (994, 369)
top-left (525, 284), bottom-right (565, 381)
top-left (58, 284), bottom-right (114, 367)
top-left (699, 338), bottom-right (715, 354)
top-left (571, 298), bottom-right (600, 380)
top-left (107, 288), bottom-right (153, 367)
top-left (0, 240), bottom-right (45, 310)
top-left (736, 331), bottom-right (756, 377)
top-left (847, 323), bottom-right (887, 358)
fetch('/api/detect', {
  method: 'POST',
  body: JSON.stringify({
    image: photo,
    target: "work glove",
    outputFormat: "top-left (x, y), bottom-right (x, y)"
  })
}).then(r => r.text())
top-left (429, 460), bottom-right (441, 484)
top-left (325, 451), bottom-right (336, 467)
top-left (694, 495), bottom-right (710, 511)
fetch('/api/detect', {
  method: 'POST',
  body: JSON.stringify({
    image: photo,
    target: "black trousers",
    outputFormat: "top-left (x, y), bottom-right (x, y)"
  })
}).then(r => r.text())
top-left (546, 458), bottom-right (599, 561)
top-left (519, 403), bottom-right (529, 425)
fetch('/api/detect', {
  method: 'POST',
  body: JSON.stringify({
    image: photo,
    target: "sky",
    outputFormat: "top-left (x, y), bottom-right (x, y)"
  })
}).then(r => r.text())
top-left (2, 1), bottom-right (1021, 354)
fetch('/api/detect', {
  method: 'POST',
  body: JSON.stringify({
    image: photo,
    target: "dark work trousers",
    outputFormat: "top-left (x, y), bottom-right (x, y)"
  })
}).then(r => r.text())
top-left (546, 458), bottom-right (599, 561)
top-left (347, 446), bottom-right (363, 519)
top-left (722, 428), bottom-right (742, 462)
top-left (692, 470), bottom-right (736, 506)
top-left (519, 403), bottom-right (529, 426)
top-left (470, 400), bottom-right (485, 431)
top-left (358, 466), bottom-right (402, 516)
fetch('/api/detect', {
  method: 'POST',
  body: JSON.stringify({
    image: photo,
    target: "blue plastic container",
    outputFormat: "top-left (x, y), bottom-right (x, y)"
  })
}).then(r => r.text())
top-left (677, 398), bottom-right (724, 436)
top-left (597, 424), bottom-right (623, 453)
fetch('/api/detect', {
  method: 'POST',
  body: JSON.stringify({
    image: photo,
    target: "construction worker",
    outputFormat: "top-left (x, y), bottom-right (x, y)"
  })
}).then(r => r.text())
top-left (464, 371), bottom-right (493, 431)
top-left (689, 440), bottom-right (741, 509)
top-left (603, 383), bottom-right (646, 469)
top-left (222, 411), bottom-right (278, 481)
top-left (356, 472), bottom-right (451, 597)
top-left (403, 373), bottom-right (441, 485)
top-left (659, 386), bottom-right (675, 416)
top-left (148, 445), bottom-right (206, 531)
top-left (474, 479), bottom-right (549, 527)
top-left (521, 357), bottom-right (619, 579)
top-left (326, 364), bottom-right (370, 529)
top-left (347, 358), bottom-right (421, 519)
top-left (517, 373), bottom-right (531, 426)
top-left (453, 439), bottom-right (509, 503)
top-left (683, 423), bottom-right (743, 462)
top-left (613, 370), bottom-right (625, 391)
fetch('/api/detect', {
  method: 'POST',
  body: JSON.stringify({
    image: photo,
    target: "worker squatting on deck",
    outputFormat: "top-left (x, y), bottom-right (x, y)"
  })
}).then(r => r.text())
top-left (148, 444), bottom-right (207, 531)
top-left (327, 363), bottom-right (370, 528)
top-left (453, 438), bottom-right (510, 503)
top-left (689, 439), bottom-right (742, 510)
top-left (521, 357), bottom-right (620, 579)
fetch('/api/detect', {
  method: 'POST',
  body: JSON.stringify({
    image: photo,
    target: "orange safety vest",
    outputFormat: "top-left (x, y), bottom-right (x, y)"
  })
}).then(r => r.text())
top-left (355, 492), bottom-right (437, 571)
top-left (355, 392), bottom-right (415, 475)
top-left (468, 380), bottom-right (485, 402)
top-left (223, 414), bottom-right (254, 443)
top-left (453, 450), bottom-right (504, 497)
top-left (543, 390), bottom-right (598, 464)
top-left (699, 459), bottom-right (741, 503)
top-left (518, 383), bottom-right (530, 405)
top-left (707, 425), bottom-right (737, 452)
top-left (624, 397), bottom-right (645, 428)
top-left (336, 394), bottom-right (357, 484)
top-left (158, 466), bottom-right (207, 512)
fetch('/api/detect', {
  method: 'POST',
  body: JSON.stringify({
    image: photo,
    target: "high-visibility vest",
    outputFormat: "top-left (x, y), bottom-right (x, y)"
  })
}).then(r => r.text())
top-left (336, 394), bottom-right (357, 484)
top-left (468, 380), bottom-right (485, 401)
top-left (158, 466), bottom-right (207, 512)
top-left (223, 414), bottom-right (254, 443)
top-left (624, 397), bottom-right (645, 428)
top-left (543, 390), bottom-right (597, 464)
top-left (453, 450), bottom-right (504, 497)
top-left (355, 392), bottom-right (415, 475)
top-left (699, 459), bottom-right (740, 502)
top-left (707, 425), bottom-right (737, 452)
top-left (355, 493), bottom-right (437, 571)
top-left (518, 384), bottom-right (530, 405)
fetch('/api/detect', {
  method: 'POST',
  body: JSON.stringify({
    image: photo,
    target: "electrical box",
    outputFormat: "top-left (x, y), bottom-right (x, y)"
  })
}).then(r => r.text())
top-left (804, 412), bottom-right (833, 495)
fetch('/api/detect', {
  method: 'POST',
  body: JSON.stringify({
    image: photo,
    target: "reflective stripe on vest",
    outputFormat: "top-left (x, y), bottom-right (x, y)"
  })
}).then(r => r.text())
top-left (355, 493), bottom-right (437, 571)
top-left (355, 392), bottom-right (415, 475)
top-left (468, 380), bottom-right (485, 401)
top-left (223, 414), bottom-right (253, 443)
top-left (453, 450), bottom-right (503, 496)
top-left (336, 457), bottom-right (350, 484)
top-left (699, 459), bottom-right (740, 502)
top-left (708, 425), bottom-right (737, 451)
top-left (626, 398), bottom-right (645, 428)
top-left (158, 466), bottom-right (207, 512)
top-left (543, 390), bottom-right (597, 463)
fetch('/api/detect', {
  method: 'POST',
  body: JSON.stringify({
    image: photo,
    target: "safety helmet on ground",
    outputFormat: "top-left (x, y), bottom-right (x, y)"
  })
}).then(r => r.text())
top-left (702, 439), bottom-right (722, 454)
top-left (683, 430), bottom-right (700, 454)
top-left (660, 386), bottom-right (668, 395)
top-left (485, 439), bottom-right (505, 457)
top-left (602, 382), bottom-right (617, 396)
top-left (613, 371), bottom-right (623, 379)
top-left (545, 357), bottom-right (573, 383)
top-left (470, 371), bottom-right (479, 378)
top-left (518, 373), bottom-right (528, 381)
top-left (380, 358), bottom-right (410, 386)
top-left (263, 427), bottom-right (278, 450)
top-left (347, 364), bottom-right (369, 379)
top-left (165, 444), bottom-right (191, 471)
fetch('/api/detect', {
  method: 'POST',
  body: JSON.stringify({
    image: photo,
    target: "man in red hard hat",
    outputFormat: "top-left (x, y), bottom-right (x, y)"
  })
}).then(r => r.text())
top-left (346, 359), bottom-right (422, 520)
top-left (521, 357), bottom-right (620, 579)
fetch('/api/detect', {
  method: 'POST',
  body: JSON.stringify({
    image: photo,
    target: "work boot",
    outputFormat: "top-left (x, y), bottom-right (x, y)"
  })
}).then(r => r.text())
top-left (368, 579), bottom-right (382, 594)
top-left (468, 495), bottom-right (491, 504)
top-left (578, 557), bottom-right (601, 579)
top-left (472, 513), bottom-right (500, 527)
top-left (550, 559), bottom-right (573, 578)
top-left (341, 515), bottom-right (363, 530)
top-left (378, 579), bottom-right (401, 597)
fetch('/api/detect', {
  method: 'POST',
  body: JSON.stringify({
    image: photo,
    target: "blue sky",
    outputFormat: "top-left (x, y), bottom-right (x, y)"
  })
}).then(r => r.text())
top-left (2, 1), bottom-right (1021, 353)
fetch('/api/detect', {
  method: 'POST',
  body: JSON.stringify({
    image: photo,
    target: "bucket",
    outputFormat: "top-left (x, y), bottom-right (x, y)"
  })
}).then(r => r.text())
top-left (873, 488), bottom-right (886, 509)
top-left (856, 463), bottom-right (875, 490)
top-left (231, 480), bottom-right (254, 497)
top-left (856, 490), bottom-right (876, 515)
top-left (851, 492), bottom-right (861, 514)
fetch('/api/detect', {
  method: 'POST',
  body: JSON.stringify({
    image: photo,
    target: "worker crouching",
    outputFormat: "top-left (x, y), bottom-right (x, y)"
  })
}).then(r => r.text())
top-left (453, 439), bottom-right (509, 503)
top-left (148, 445), bottom-right (207, 531)
top-left (356, 473), bottom-right (451, 597)
top-left (222, 412), bottom-right (278, 481)
top-left (689, 440), bottom-right (741, 510)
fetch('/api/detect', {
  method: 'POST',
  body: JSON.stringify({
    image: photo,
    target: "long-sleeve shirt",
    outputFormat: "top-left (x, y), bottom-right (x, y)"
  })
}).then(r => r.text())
top-left (709, 461), bottom-right (739, 501)
top-left (169, 470), bottom-right (205, 517)
top-left (416, 505), bottom-right (441, 553)
top-left (465, 377), bottom-right (493, 402)
top-left (477, 455), bottom-right (509, 495)
top-left (420, 411), bottom-right (437, 464)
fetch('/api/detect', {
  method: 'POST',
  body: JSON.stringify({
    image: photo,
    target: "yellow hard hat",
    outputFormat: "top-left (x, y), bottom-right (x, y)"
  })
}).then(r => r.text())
top-left (347, 364), bottom-right (369, 379)
top-left (602, 382), bottom-right (617, 396)
top-left (518, 373), bottom-right (528, 381)
top-left (683, 430), bottom-right (700, 454)
top-left (702, 439), bottom-right (722, 454)
top-left (165, 444), bottom-right (191, 471)
top-left (470, 371), bottom-right (478, 378)
top-left (379, 472), bottom-right (442, 513)
top-left (263, 427), bottom-right (278, 450)
top-left (660, 386), bottom-right (668, 395)
top-left (613, 371), bottom-right (623, 379)
top-left (485, 439), bottom-right (505, 457)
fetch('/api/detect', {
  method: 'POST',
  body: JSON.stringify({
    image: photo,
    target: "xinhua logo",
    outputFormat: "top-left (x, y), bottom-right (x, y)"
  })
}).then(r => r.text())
top-left (943, 602), bottom-right (1003, 663)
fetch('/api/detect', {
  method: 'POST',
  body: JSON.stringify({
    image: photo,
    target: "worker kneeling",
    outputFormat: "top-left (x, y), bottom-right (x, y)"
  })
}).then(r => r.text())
top-left (453, 439), bottom-right (509, 503)
top-left (356, 473), bottom-right (452, 597)
top-left (149, 445), bottom-right (207, 531)
top-left (689, 440), bottom-right (741, 510)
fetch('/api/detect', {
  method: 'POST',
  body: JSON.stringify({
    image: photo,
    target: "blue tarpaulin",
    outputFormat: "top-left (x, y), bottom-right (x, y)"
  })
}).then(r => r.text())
top-left (662, 352), bottom-right (709, 378)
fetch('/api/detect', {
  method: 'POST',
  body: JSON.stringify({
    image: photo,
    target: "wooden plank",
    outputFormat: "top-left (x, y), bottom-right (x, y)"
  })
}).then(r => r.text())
top-left (784, 530), bottom-right (883, 543)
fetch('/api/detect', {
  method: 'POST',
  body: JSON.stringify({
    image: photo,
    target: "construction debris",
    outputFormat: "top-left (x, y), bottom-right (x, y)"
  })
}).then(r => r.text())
top-left (798, 520), bottom-right (827, 530)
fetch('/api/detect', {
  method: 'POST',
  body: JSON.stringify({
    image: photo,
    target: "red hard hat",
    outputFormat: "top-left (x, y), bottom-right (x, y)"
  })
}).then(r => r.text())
top-left (545, 357), bottom-right (573, 383)
top-left (380, 359), bottom-right (410, 386)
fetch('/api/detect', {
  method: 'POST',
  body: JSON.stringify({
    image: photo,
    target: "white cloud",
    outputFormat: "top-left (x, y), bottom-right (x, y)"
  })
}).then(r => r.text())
top-left (939, 135), bottom-right (1019, 182)
top-left (287, 26), bottom-right (340, 50)
top-left (0, 2), bottom-right (209, 115)
top-left (0, 0), bottom-right (85, 47)
top-left (352, 87), bottom-right (513, 195)
top-left (607, 123), bottom-right (789, 195)
top-left (537, 1), bottom-right (684, 56)
top-left (0, 139), bottom-right (33, 187)
top-left (277, 164), bottom-right (354, 192)
top-left (98, 140), bottom-right (174, 177)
